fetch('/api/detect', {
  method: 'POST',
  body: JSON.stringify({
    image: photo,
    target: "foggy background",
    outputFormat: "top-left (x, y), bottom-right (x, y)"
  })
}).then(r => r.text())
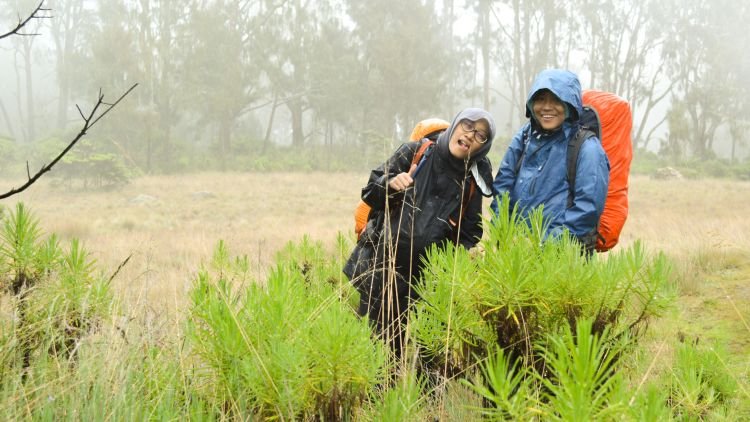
top-left (1, 0), bottom-right (749, 183)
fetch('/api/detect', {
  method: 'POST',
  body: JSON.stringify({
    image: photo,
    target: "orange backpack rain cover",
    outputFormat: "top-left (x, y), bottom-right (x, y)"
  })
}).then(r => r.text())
top-left (582, 90), bottom-right (633, 252)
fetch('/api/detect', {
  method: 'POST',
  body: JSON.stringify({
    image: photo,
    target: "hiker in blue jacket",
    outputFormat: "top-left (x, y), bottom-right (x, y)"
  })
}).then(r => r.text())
top-left (491, 69), bottom-right (609, 252)
top-left (344, 108), bottom-right (496, 360)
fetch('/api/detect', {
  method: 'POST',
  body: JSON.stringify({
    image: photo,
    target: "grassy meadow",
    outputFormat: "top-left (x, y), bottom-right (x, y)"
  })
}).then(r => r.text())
top-left (2, 171), bottom-right (750, 418)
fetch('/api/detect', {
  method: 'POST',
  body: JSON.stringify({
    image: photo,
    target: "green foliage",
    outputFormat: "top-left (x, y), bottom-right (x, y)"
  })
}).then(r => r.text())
top-left (0, 203), bottom-right (113, 370)
top-left (55, 151), bottom-right (132, 188)
top-left (24, 239), bottom-right (113, 361)
top-left (411, 196), bottom-right (675, 379)
top-left (1, 202), bottom-right (747, 419)
top-left (537, 319), bottom-right (628, 420)
top-left (631, 148), bottom-right (664, 175)
top-left (632, 148), bottom-right (750, 180)
top-left (462, 346), bottom-right (533, 420)
top-left (187, 239), bottom-right (386, 419)
top-left (410, 242), bottom-right (497, 375)
top-left (0, 203), bottom-right (44, 294)
top-left (667, 343), bottom-right (739, 419)
top-left (366, 371), bottom-right (427, 421)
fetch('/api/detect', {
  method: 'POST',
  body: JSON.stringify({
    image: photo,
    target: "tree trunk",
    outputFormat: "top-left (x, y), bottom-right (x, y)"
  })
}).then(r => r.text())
top-left (289, 99), bottom-right (304, 147)
top-left (263, 92), bottom-right (280, 153)
top-left (480, 0), bottom-right (491, 111)
top-left (0, 99), bottom-right (15, 140)
top-left (23, 41), bottom-right (35, 143)
top-left (218, 117), bottom-right (232, 170)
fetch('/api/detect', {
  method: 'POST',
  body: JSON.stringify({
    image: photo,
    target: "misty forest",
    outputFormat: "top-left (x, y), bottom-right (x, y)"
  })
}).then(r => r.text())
top-left (1, 0), bottom-right (750, 420)
top-left (1, 0), bottom-right (749, 177)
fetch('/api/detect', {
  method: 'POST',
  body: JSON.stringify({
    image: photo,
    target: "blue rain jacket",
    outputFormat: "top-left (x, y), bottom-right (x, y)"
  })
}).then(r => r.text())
top-left (491, 69), bottom-right (609, 239)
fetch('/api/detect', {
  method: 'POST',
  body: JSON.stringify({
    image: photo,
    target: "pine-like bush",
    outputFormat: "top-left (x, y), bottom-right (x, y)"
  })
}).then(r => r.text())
top-left (187, 238), bottom-right (387, 420)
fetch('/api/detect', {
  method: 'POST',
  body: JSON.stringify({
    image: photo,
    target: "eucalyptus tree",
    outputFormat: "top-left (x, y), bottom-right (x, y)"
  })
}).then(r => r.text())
top-left (577, 0), bottom-right (673, 151)
top-left (344, 0), bottom-right (452, 140)
top-left (660, 0), bottom-right (747, 159)
top-left (304, 16), bottom-right (361, 147)
top-left (47, 0), bottom-right (90, 130)
top-left (72, 0), bottom-right (150, 171)
top-left (180, 0), bottom-right (266, 168)
top-left (491, 0), bottom-right (578, 129)
top-left (2, 0), bottom-right (49, 144)
top-left (258, 0), bottom-right (339, 147)
top-left (462, 0), bottom-right (494, 111)
top-left (132, 0), bottom-right (192, 172)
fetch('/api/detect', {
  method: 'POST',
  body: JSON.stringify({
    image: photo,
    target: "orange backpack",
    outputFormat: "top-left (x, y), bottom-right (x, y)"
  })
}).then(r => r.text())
top-left (354, 118), bottom-right (450, 239)
top-left (580, 90), bottom-right (633, 252)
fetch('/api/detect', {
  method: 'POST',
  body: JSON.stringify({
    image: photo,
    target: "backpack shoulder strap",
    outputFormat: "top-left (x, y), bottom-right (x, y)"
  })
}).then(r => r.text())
top-left (411, 139), bottom-right (434, 176)
top-left (566, 128), bottom-right (597, 208)
top-left (513, 126), bottom-right (532, 175)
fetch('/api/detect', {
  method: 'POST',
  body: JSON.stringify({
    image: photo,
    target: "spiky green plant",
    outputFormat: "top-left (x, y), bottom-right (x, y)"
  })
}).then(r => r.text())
top-left (0, 203), bottom-right (44, 296)
top-left (366, 371), bottom-right (427, 421)
top-left (411, 195), bottom-right (674, 380)
top-left (537, 318), bottom-right (628, 420)
top-left (628, 384), bottom-right (673, 421)
top-left (462, 345), bottom-right (534, 420)
top-left (411, 242), bottom-right (496, 375)
top-left (187, 240), bottom-right (386, 420)
top-left (668, 342), bottom-right (739, 420)
top-left (24, 238), bottom-right (113, 361)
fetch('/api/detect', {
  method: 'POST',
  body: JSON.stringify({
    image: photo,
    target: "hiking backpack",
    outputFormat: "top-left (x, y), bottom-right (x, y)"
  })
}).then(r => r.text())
top-left (580, 89), bottom-right (633, 252)
top-left (514, 89), bottom-right (633, 252)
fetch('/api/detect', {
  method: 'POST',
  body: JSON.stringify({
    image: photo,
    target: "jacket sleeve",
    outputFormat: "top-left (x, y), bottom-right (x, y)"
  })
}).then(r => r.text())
top-left (562, 137), bottom-right (610, 237)
top-left (361, 142), bottom-right (419, 211)
top-left (457, 188), bottom-right (484, 249)
top-left (490, 124), bottom-right (529, 214)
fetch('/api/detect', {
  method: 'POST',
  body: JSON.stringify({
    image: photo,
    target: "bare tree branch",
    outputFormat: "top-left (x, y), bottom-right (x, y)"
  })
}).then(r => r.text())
top-left (0, 1), bottom-right (52, 40)
top-left (0, 84), bottom-right (138, 200)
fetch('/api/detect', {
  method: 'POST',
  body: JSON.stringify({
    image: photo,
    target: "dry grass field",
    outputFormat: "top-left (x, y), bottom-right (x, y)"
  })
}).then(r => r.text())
top-left (4, 172), bottom-right (750, 355)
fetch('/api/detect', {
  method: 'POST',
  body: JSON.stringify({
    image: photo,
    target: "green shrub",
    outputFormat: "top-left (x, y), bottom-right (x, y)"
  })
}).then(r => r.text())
top-left (187, 239), bottom-right (386, 420)
top-left (411, 197), bottom-right (674, 379)
top-left (366, 371), bottom-right (427, 421)
top-left (668, 343), bottom-right (739, 419)
top-left (0, 204), bottom-right (113, 369)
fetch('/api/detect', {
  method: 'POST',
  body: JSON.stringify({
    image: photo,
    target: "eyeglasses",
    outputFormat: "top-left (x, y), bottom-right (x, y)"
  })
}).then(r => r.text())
top-left (459, 120), bottom-right (489, 144)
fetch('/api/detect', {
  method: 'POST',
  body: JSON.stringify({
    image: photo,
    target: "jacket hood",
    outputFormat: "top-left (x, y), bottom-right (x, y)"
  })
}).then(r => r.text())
top-left (525, 69), bottom-right (583, 124)
top-left (436, 107), bottom-right (496, 168)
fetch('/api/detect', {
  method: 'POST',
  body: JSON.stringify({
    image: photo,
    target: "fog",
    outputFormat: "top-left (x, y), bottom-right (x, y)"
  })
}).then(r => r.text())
top-left (1, 0), bottom-right (748, 180)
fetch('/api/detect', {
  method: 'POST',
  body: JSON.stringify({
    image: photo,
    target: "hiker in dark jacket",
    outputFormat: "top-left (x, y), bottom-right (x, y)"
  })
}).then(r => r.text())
top-left (344, 108), bottom-right (496, 359)
top-left (491, 69), bottom-right (609, 252)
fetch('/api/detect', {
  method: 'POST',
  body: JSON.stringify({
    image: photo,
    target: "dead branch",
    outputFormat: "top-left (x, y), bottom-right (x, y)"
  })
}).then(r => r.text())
top-left (0, 83), bottom-right (138, 200)
top-left (0, 1), bottom-right (52, 40)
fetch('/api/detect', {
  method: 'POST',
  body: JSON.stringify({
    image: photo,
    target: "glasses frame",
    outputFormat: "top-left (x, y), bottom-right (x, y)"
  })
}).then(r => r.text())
top-left (459, 119), bottom-right (489, 144)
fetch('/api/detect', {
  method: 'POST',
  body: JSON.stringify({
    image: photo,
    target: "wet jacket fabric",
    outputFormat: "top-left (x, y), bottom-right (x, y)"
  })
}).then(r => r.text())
top-left (345, 109), bottom-right (494, 278)
top-left (344, 108), bottom-right (494, 302)
top-left (491, 69), bottom-right (609, 239)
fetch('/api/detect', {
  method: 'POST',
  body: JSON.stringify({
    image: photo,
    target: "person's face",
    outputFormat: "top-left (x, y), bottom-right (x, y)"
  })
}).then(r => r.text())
top-left (532, 90), bottom-right (566, 131)
top-left (449, 119), bottom-right (489, 160)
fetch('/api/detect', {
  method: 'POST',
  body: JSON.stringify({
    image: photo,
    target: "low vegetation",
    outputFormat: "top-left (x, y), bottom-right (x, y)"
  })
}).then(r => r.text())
top-left (0, 193), bottom-right (747, 419)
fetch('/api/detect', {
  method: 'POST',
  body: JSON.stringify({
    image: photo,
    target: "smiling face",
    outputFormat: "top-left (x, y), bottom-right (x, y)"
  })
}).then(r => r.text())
top-left (448, 118), bottom-right (490, 160)
top-left (532, 90), bottom-right (566, 131)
